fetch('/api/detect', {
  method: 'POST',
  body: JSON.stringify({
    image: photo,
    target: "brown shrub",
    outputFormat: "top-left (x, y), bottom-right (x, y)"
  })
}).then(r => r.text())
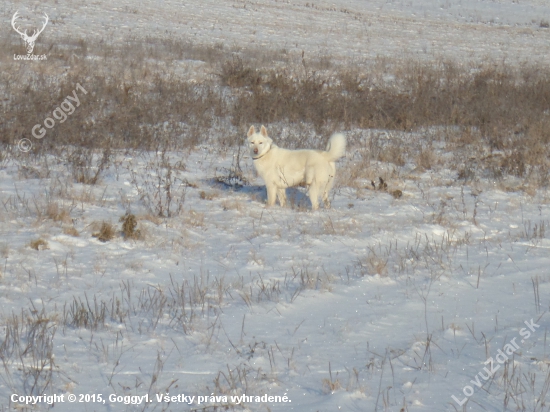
top-left (30, 239), bottom-right (48, 250)
top-left (63, 227), bottom-right (79, 237)
top-left (1, 36), bottom-right (549, 184)
top-left (120, 214), bottom-right (141, 240)
top-left (45, 202), bottom-right (72, 223)
top-left (218, 56), bottom-right (260, 88)
top-left (92, 222), bottom-right (115, 242)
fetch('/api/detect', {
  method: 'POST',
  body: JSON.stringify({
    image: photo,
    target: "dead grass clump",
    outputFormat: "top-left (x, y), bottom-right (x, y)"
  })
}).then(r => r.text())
top-left (130, 150), bottom-right (187, 218)
top-left (457, 165), bottom-right (476, 181)
top-left (63, 226), bottom-right (79, 237)
top-left (64, 295), bottom-right (107, 330)
top-left (92, 221), bottom-right (115, 242)
top-left (416, 147), bottom-right (436, 171)
top-left (199, 191), bottom-right (218, 200)
top-left (322, 363), bottom-right (342, 394)
top-left (120, 213), bottom-right (141, 240)
top-left (499, 150), bottom-right (527, 178)
top-left (184, 210), bottom-right (205, 227)
top-left (30, 238), bottom-right (49, 250)
top-left (218, 56), bottom-right (260, 88)
top-left (68, 147), bottom-right (111, 185)
top-left (357, 250), bottom-right (388, 277)
top-left (322, 377), bottom-right (342, 394)
top-left (391, 189), bottom-right (403, 199)
top-left (140, 214), bottom-right (163, 225)
top-left (378, 146), bottom-right (405, 167)
top-left (17, 164), bottom-right (50, 180)
top-left (369, 134), bottom-right (407, 167)
top-left (321, 216), bottom-right (357, 235)
top-left (46, 202), bottom-right (72, 223)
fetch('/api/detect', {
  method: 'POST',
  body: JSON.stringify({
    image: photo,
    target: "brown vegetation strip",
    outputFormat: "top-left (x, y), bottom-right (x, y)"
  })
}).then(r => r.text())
top-left (1, 38), bottom-right (549, 181)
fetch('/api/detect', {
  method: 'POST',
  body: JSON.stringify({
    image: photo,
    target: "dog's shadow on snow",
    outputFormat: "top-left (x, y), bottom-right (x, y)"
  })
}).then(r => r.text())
top-left (210, 177), bottom-right (311, 209)
top-left (281, 187), bottom-right (311, 209)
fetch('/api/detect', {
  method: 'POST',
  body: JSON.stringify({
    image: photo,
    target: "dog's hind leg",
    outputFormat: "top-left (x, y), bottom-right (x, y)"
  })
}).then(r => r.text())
top-left (308, 183), bottom-right (320, 210)
top-left (277, 188), bottom-right (287, 207)
top-left (323, 175), bottom-right (335, 209)
top-left (322, 190), bottom-right (331, 209)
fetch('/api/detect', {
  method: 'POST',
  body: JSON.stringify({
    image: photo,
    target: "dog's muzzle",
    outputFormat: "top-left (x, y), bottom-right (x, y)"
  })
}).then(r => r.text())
top-left (252, 146), bottom-right (270, 160)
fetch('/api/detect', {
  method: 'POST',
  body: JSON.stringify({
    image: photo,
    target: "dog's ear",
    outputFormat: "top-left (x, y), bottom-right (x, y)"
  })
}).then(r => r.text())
top-left (260, 125), bottom-right (268, 137)
top-left (247, 126), bottom-right (255, 137)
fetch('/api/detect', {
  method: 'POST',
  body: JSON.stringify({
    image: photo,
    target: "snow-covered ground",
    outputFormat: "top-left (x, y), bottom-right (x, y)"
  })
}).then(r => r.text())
top-left (1, 136), bottom-right (549, 411)
top-left (2, 1), bottom-right (550, 411)
top-left (4, 0), bottom-right (550, 64)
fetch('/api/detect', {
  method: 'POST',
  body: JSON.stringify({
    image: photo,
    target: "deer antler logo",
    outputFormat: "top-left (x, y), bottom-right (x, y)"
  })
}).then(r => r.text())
top-left (11, 11), bottom-right (49, 55)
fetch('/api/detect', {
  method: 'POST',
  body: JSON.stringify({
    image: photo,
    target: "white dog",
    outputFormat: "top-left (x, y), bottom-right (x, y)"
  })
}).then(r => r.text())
top-left (246, 125), bottom-right (346, 210)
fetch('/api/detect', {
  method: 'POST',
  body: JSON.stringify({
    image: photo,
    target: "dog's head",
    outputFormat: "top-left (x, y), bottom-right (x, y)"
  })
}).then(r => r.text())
top-left (246, 125), bottom-right (272, 159)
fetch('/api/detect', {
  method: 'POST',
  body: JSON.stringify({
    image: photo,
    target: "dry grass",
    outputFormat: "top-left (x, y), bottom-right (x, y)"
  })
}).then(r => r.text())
top-left (416, 146), bottom-right (436, 171)
top-left (391, 189), bottom-right (403, 199)
top-left (62, 226), bottom-right (79, 237)
top-left (1, 36), bottom-right (549, 192)
top-left (0, 308), bottom-right (58, 396)
top-left (199, 191), bottom-right (218, 201)
top-left (67, 147), bottom-right (111, 185)
top-left (139, 213), bottom-right (163, 226)
top-left (45, 202), bottom-right (72, 224)
top-left (120, 213), bottom-right (141, 240)
top-left (221, 199), bottom-right (244, 212)
top-left (129, 150), bottom-right (187, 218)
top-left (322, 363), bottom-right (342, 394)
top-left (92, 221), bottom-right (116, 243)
top-left (184, 210), bottom-right (206, 227)
top-left (29, 238), bottom-right (48, 251)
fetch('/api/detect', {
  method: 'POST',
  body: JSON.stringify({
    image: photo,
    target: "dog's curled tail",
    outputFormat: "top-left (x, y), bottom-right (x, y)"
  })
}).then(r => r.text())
top-left (324, 133), bottom-right (346, 162)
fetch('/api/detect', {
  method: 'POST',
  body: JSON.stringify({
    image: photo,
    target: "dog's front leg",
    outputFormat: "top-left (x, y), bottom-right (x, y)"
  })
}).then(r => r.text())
top-left (266, 185), bottom-right (277, 207)
top-left (322, 181), bottom-right (332, 209)
top-left (277, 188), bottom-right (287, 207)
top-left (323, 193), bottom-right (331, 209)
